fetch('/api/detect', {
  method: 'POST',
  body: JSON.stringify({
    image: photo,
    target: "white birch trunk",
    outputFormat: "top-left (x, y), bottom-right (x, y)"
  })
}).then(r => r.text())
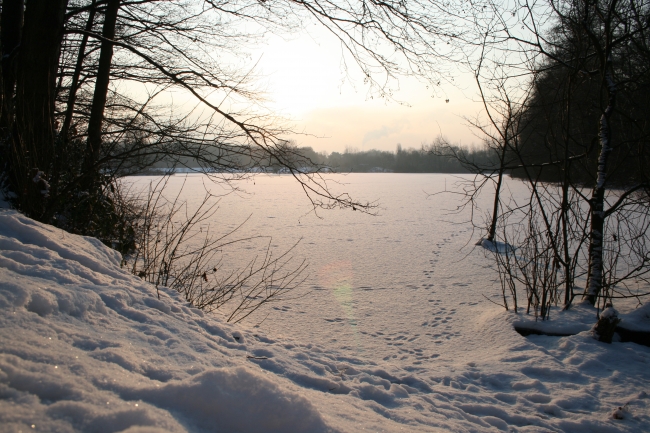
top-left (585, 69), bottom-right (616, 305)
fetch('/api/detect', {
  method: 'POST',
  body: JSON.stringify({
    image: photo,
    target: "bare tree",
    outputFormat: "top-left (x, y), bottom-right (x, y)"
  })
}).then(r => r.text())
top-left (124, 177), bottom-right (308, 323)
top-left (1, 0), bottom-right (471, 319)
top-left (460, 0), bottom-right (650, 317)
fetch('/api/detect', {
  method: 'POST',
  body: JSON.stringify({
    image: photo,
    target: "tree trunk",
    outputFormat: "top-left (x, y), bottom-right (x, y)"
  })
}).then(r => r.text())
top-left (0, 0), bottom-right (24, 131)
top-left (12, 0), bottom-right (69, 217)
top-left (585, 70), bottom-right (616, 305)
top-left (562, 75), bottom-right (573, 308)
top-left (487, 142), bottom-right (508, 242)
top-left (84, 0), bottom-right (120, 180)
top-left (48, 1), bottom-right (97, 209)
top-left (61, 0), bottom-right (97, 142)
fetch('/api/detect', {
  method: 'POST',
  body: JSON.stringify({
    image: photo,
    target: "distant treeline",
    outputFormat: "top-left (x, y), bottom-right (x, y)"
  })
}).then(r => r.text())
top-left (145, 142), bottom-right (497, 174)
top-left (299, 144), bottom-right (495, 173)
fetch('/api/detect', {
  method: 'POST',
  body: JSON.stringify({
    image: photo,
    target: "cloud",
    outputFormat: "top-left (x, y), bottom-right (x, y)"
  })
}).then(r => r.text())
top-left (361, 120), bottom-right (409, 146)
top-left (290, 103), bottom-right (481, 153)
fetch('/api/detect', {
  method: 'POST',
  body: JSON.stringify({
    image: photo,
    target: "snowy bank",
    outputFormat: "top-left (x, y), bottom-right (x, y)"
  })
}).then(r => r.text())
top-left (0, 210), bottom-right (330, 432)
top-left (1, 209), bottom-right (650, 432)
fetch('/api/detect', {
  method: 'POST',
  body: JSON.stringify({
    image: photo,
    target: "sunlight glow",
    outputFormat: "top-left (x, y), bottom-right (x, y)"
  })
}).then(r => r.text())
top-left (255, 29), bottom-right (482, 153)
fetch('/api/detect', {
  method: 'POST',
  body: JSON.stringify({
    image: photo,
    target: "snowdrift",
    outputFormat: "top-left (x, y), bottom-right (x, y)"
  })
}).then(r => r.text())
top-left (1, 209), bottom-right (650, 432)
top-left (0, 210), bottom-right (332, 432)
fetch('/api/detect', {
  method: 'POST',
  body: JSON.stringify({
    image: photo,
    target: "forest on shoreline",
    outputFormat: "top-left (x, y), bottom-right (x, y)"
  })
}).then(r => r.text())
top-left (299, 144), bottom-right (494, 173)
top-left (148, 143), bottom-right (496, 174)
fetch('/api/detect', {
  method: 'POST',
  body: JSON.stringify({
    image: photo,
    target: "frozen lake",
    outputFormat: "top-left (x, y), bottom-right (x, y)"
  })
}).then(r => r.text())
top-left (128, 173), bottom-right (527, 364)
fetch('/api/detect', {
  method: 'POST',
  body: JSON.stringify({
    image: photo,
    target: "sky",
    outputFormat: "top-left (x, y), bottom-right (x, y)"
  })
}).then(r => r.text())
top-left (253, 28), bottom-right (483, 154)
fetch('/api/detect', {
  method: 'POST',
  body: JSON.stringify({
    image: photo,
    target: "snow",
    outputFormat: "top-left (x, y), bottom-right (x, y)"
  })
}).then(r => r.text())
top-left (620, 303), bottom-right (650, 332)
top-left (512, 303), bottom-right (606, 336)
top-left (1, 207), bottom-right (650, 432)
top-left (479, 238), bottom-right (515, 254)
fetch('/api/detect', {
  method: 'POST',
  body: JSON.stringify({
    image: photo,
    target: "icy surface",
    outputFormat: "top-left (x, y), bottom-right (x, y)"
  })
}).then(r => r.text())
top-left (2, 174), bottom-right (650, 432)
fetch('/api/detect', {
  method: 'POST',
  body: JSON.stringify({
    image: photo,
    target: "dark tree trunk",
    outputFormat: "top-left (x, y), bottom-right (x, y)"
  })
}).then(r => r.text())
top-left (487, 142), bottom-right (508, 243)
top-left (0, 0), bottom-right (24, 130)
top-left (11, 0), bottom-right (69, 216)
top-left (49, 1), bottom-right (97, 207)
top-left (561, 75), bottom-right (574, 308)
top-left (84, 0), bottom-right (120, 180)
top-left (61, 0), bottom-right (97, 142)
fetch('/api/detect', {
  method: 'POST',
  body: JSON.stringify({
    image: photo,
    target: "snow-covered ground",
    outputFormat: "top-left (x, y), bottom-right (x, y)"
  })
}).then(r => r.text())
top-left (1, 202), bottom-right (650, 432)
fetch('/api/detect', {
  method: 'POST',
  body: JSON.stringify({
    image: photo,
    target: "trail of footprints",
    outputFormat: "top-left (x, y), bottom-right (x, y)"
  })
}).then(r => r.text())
top-left (324, 230), bottom-right (474, 366)
top-left (389, 232), bottom-right (467, 364)
top-left (364, 236), bottom-right (466, 365)
top-left (364, 302), bottom-right (461, 364)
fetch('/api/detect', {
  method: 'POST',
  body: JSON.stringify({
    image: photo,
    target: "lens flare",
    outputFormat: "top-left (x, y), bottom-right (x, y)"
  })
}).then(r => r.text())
top-left (319, 261), bottom-right (363, 352)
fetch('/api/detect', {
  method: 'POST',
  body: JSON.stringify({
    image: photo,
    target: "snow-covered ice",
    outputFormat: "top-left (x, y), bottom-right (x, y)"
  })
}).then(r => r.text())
top-left (1, 185), bottom-right (650, 432)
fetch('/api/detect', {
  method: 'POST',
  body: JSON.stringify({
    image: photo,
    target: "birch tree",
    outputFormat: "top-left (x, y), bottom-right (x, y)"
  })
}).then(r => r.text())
top-left (450, 0), bottom-right (650, 308)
